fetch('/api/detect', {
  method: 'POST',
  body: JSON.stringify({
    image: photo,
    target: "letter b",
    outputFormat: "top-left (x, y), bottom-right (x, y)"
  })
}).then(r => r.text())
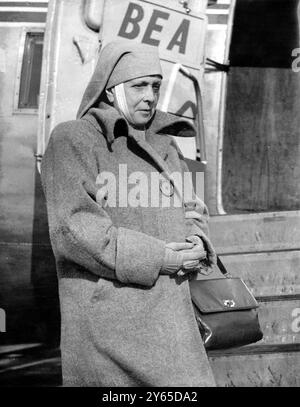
top-left (118, 2), bottom-right (144, 40)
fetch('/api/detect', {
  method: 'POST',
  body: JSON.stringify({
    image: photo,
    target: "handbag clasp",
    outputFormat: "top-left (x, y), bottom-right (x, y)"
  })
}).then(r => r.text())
top-left (223, 299), bottom-right (235, 308)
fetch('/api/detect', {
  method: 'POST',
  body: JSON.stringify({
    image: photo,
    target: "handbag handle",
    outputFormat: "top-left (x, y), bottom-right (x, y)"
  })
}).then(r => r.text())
top-left (217, 256), bottom-right (231, 277)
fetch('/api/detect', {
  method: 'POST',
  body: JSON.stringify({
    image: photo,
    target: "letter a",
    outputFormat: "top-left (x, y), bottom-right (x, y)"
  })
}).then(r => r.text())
top-left (118, 3), bottom-right (144, 40)
top-left (167, 19), bottom-right (190, 54)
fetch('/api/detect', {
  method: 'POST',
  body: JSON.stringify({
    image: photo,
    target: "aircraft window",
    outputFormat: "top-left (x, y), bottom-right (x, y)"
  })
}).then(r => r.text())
top-left (18, 32), bottom-right (44, 110)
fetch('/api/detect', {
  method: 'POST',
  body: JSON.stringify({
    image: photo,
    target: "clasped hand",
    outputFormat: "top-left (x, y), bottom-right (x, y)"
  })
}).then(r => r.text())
top-left (163, 236), bottom-right (211, 277)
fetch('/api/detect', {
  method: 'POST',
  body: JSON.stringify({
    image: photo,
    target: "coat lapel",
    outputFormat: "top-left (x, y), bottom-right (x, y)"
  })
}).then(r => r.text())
top-left (128, 130), bottom-right (183, 199)
top-left (129, 108), bottom-right (196, 177)
top-left (130, 129), bottom-right (171, 172)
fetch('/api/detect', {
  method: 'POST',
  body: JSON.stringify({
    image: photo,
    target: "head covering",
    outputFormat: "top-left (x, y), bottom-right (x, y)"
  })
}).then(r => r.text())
top-left (76, 40), bottom-right (163, 119)
top-left (106, 46), bottom-right (162, 89)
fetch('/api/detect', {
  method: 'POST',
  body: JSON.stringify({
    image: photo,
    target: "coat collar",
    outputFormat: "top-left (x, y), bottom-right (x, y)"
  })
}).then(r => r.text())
top-left (82, 103), bottom-right (195, 198)
top-left (83, 103), bottom-right (195, 154)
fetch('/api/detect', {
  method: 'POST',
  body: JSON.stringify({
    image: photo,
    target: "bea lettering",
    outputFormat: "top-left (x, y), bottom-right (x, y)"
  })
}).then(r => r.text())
top-left (118, 2), bottom-right (190, 54)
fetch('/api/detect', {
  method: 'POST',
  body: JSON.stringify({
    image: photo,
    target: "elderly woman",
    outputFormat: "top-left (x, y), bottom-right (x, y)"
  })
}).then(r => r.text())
top-left (41, 40), bottom-right (217, 387)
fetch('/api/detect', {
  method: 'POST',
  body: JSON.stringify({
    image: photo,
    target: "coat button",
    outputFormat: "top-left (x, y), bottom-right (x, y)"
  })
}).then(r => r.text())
top-left (160, 180), bottom-right (174, 197)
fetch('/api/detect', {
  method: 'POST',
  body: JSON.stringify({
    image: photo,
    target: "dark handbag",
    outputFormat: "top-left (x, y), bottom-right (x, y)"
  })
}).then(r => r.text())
top-left (189, 257), bottom-right (263, 350)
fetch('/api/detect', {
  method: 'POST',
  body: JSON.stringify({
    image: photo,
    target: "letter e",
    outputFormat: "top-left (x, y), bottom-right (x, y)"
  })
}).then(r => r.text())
top-left (142, 10), bottom-right (169, 46)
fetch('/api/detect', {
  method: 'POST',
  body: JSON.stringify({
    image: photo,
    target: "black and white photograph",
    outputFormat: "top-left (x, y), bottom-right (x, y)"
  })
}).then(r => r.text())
top-left (0, 0), bottom-right (299, 391)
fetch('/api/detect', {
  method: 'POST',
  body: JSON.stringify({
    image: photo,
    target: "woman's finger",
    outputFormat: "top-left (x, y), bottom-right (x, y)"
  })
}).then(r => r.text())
top-left (182, 260), bottom-right (199, 270)
top-left (182, 248), bottom-right (207, 261)
top-left (184, 210), bottom-right (203, 220)
top-left (166, 242), bottom-right (194, 251)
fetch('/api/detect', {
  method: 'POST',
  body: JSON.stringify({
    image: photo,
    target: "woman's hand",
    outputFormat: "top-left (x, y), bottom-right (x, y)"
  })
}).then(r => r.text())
top-left (177, 235), bottom-right (212, 277)
top-left (160, 242), bottom-right (193, 275)
top-left (161, 241), bottom-right (207, 276)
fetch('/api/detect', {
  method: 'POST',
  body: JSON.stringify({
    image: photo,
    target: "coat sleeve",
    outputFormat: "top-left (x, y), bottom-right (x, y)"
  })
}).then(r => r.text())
top-left (41, 124), bottom-right (166, 287)
top-left (172, 140), bottom-right (217, 265)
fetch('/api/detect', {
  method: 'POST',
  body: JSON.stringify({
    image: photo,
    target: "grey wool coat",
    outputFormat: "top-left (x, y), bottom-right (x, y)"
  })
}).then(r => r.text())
top-left (41, 42), bottom-right (216, 387)
top-left (41, 105), bottom-right (216, 387)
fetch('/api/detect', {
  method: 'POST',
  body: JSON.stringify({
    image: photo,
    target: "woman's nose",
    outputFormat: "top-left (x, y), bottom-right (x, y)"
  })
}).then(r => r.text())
top-left (143, 86), bottom-right (155, 103)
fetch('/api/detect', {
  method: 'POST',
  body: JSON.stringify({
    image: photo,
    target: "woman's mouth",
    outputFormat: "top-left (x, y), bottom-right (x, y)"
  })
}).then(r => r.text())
top-left (139, 109), bottom-right (151, 116)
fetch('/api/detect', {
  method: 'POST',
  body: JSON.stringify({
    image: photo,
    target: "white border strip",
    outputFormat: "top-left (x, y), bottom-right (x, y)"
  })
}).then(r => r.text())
top-left (0, 22), bottom-right (45, 26)
top-left (0, 7), bottom-right (47, 12)
top-left (0, 0), bottom-right (48, 3)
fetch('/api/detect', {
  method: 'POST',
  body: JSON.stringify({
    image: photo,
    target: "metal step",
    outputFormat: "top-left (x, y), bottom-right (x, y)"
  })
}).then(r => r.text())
top-left (208, 344), bottom-right (300, 387)
top-left (206, 211), bottom-right (300, 386)
top-left (219, 250), bottom-right (300, 297)
top-left (0, 345), bottom-right (61, 386)
top-left (209, 211), bottom-right (300, 254)
top-left (256, 299), bottom-right (300, 345)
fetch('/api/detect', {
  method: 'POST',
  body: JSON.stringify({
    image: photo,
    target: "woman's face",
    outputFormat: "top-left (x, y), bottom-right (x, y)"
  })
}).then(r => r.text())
top-left (119, 75), bottom-right (161, 128)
